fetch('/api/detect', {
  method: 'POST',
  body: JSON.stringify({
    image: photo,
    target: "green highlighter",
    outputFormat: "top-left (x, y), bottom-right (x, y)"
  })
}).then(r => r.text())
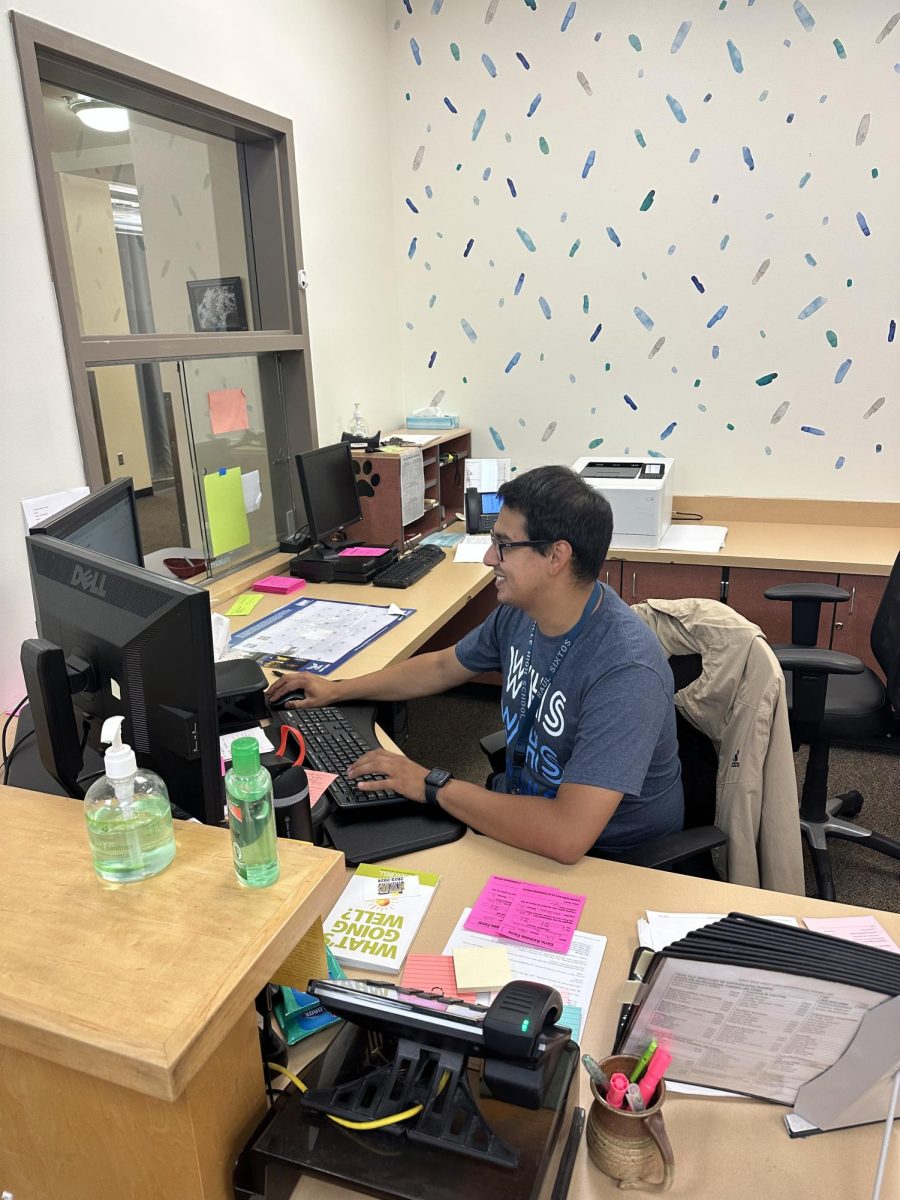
top-left (630, 1038), bottom-right (658, 1083)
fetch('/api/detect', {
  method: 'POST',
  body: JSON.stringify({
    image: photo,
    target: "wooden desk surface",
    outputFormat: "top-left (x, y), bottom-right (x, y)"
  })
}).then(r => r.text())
top-left (287, 834), bottom-right (900, 1200)
top-left (0, 789), bottom-right (345, 1101)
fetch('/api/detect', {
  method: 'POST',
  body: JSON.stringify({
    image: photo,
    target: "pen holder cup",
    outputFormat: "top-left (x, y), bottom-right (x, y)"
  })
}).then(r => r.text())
top-left (586, 1054), bottom-right (674, 1193)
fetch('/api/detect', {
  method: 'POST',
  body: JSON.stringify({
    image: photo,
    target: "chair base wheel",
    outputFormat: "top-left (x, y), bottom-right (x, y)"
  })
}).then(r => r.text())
top-left (835, 790), bottom-right (863, 819)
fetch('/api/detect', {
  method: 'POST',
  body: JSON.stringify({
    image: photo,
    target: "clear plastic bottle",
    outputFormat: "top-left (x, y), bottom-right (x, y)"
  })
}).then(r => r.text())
top-left (348, 402), bottom-right (369, 437)
top-left (225, 738), bottom-right (279, 888)
top-left (84, 716), bottom-right (177, 883)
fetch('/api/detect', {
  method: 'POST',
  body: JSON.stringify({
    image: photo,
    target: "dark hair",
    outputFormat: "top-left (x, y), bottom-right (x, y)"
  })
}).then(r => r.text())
top-left (498, 465), bottom-right (613, 583)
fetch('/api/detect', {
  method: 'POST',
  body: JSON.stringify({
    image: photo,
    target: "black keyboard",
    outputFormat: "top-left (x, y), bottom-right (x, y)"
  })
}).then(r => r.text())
top-left (276, 705), bottom-right (403, 809)
top-left (372, 544), bottom-right (446, 588)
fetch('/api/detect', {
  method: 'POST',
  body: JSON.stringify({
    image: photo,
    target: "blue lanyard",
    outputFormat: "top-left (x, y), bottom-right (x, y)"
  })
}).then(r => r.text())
top-left (506, 581), bottom-right (602, 795)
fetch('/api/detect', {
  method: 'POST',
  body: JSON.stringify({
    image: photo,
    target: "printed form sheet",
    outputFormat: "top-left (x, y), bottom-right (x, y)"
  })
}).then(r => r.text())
top-left (230, 597), bottom-right (413, 674)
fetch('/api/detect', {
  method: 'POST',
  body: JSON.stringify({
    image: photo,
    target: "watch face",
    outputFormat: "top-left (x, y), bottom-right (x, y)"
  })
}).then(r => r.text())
top-left (425, 768), bottom-right (452, 788)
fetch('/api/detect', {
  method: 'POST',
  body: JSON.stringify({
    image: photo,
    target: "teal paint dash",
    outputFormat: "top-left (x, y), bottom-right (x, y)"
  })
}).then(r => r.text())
top-left (569, 239), bottom-right (581, 257)
top-left (588, 437), bottom-right (604, 449)
top-left (460, 318), bottom-right (478, 343)
top-left (605, 363), bottom-right (611, 371)
top-left (640, 189), bottom-right (655, 211)
top-left (583, 295), bottom-right (590, 313)
top-left (698, 403), bottom-right (708, 412)
top-left (428, 294), bottom-right (436, 308)
top-left (799, 172), bottom-right (811, 188)
top-left (516, 227), bottom-right (537, 252)
top-left (825, 330), bottom-right (837, 346)
top-left (628, 33), bottom-right (642, 51)
top-left (647, 449), bottom-right (664, 458)
top-left (805, 253), bottom-right (817, 266)
top-left (693, 379), bottom-right (701, 388)
top-left (872, 168), bottom-right (879, 178)
top-left (472, 109), bottom-right (487, 140)
top-left (726, 39), bottom-right (744, 73)
top-left (489, 426), bottom-right (506, 451)
top-left (833, 38), bottom-right (846, 59)
top-left (847, 278), bottom-right (853, 287)
top-left (660, 421), bottom-right (677, 439)
top-left (450, 42), bottom-right (460, 61)
top-left (666, 94), bottom-right (687, 123)
top-left (756, 372), bottom-right (778, 386)
top-left (538, 295), bottom-right (552, 319)
top-left (726, 422), bottom-right (735, 430)
top-left (834, 358), bottom-right (852, 383)
top-left (635, 129), bottom-right (646, 147)
top-left (720, 234), bottom-right (730, 250)
top-left (539, 136), bottom-right (550, 154)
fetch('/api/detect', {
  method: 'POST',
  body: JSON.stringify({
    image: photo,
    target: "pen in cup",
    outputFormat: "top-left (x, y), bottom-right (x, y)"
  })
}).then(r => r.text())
top-left (638, 1046), bottom-right (672, 1106)
top-left (630, 1037), bottom-right (658, 1082)
top-left (606, 1073), bottom-right (629, 1110)
top-left (582, 1053), bottom-right (610, 1093)
top-left (625, 1083), bottom-right (646, 1112)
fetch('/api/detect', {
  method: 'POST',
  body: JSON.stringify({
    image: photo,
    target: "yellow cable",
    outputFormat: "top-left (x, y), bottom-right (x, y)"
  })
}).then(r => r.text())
top-left (266, 1062), bottom-right (427, 1130)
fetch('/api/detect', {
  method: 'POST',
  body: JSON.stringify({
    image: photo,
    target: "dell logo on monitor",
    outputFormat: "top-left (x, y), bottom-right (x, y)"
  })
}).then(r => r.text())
top-left (71, 564), bottom-right (108, 598)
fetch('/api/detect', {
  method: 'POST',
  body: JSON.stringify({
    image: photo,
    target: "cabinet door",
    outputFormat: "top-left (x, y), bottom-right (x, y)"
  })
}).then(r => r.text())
top-left (832, 573), bottom-right (887, 679)
top-left (623, 562), bottom-right (723, 606)
top-left (600, 559), bottom-right (622, 594)
top-left (726, 567), bottom-right (837, 646)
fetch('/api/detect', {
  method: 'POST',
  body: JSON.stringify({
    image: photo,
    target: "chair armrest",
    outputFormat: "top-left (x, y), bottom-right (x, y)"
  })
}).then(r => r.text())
top-left (479, 729), bottom-right (508, 776)
top-left (775, 646), bottom-right (865, 675)
top-left (765, 583), bottom-right (850, 604)
top-left (611, 825), bottom-right (728, 870)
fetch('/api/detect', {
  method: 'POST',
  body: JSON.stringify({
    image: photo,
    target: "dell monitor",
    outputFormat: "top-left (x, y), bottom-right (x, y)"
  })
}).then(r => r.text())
top-left (22, 534), bottom-right (222, 824)
top-left (29, 477), bottom-right (144, 566)
top-left (295, 442), bottom-right (362, 550)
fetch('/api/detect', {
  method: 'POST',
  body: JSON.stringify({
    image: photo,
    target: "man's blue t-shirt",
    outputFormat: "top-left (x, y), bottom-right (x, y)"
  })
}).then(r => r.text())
top-left (455, 585), bottom-right (684, 855)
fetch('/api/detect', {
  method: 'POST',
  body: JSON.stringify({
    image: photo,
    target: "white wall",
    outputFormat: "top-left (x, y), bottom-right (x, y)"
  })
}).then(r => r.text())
top-left (388, 0), bottom-right (898, 500)
top-left (0, 0), bottom-right (401, 711)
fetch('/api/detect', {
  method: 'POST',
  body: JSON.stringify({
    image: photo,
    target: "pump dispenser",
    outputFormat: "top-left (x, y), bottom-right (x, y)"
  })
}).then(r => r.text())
top-left (83, 716), bottom-right (177, 883)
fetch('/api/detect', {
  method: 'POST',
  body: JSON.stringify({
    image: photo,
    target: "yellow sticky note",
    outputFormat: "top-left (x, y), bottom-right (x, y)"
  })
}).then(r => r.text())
top-left (226, 592), bottom-right (265, 617)
top-left (270, 917), bottom-right (328, 991)
top-left (452, 945), bottom-right (512, 991)
top-left (203, 467), bottom-right (251, 558)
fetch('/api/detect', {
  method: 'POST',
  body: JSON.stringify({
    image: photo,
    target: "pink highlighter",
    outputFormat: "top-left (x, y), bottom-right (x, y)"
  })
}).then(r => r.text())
top-left (638, 1046), bottom-right (672, 1106)
top-left (605, 1072), bottom-right (629, 1110)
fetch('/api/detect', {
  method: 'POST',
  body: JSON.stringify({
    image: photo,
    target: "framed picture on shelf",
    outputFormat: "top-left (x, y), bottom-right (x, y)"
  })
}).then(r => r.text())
top-left (186, 276), bottom-right (248, 333)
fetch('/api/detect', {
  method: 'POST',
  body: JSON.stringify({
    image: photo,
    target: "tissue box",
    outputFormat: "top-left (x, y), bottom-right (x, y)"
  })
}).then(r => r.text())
top-left (406, 413), bottom-right (460, 429)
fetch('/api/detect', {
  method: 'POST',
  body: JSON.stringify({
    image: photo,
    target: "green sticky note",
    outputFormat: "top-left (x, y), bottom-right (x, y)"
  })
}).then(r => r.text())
top-left (225, 592), bottom-right (265, 617)
top-left (203, 467), bottom-right (251, 558)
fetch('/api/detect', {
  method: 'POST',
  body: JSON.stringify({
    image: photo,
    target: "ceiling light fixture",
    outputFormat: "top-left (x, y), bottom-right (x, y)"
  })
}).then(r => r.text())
top-left (65, 94), bottom-right (129, 133)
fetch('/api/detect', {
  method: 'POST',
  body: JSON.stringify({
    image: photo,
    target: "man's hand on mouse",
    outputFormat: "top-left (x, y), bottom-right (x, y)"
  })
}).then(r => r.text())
top-left (265, 671), bottom-right (340, 709)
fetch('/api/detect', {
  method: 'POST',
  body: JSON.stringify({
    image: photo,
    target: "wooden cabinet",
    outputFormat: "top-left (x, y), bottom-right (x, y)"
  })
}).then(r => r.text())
top-left (351, 429), bottom-right (471, 551)
top-left (616, 561), bottom-right (724, 605)
top-left (832, 573), bottom-right (886, 679)
top-left (600, 559), bottom-right (622, 593)
top-left (725, 567), bottom-right (838, 646)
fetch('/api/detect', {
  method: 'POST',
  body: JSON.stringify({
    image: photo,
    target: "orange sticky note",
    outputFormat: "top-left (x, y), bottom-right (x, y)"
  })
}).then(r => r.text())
top-left (209, 388), bottom-right (250, 435)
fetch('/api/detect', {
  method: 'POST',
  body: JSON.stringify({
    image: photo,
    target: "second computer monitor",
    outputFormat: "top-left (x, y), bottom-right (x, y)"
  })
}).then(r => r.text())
top-left (29, 477), bottom-right (144, 567)
top-left (295, 442), bottom-right (362, 548)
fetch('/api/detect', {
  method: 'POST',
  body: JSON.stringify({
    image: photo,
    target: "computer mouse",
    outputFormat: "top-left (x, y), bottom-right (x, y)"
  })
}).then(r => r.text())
top-left (268, 689), bottom-right (305, 710)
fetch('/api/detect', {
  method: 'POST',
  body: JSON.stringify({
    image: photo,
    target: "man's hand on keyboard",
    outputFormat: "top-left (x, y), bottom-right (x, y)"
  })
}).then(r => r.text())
top-left (347, 749), bottom-right (429, 803)
top-left (266, 671), bottom-right (337, 709)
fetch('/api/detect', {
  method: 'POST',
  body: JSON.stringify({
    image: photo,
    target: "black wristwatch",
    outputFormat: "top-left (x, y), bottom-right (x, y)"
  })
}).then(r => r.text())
top-left (423, 767), bottom-right (453, 808)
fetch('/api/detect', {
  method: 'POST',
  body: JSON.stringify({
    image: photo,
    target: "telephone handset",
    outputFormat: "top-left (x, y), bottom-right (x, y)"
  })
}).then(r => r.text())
top-left (465, 487), bottom-right (502, 534)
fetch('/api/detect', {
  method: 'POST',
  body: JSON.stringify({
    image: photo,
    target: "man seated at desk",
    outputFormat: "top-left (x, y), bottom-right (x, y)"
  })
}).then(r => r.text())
top-left (267, 466), bottom-right (684, 864)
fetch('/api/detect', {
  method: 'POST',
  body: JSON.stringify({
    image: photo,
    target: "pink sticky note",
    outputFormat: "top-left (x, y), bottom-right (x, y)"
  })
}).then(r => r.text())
top-left (401, 955), bottom-right (479, 1004)
top-left (337, 546), bottom-right (391, 557)
top-left (252, 575), bottom-right (305, 594)
top-left (464, 875), bottom-right (526, 936)
top-left (498, 882), bottom-right (586, 955)
top-left (208, 388), bottom-right (250, 436)
top-left (305, 770), bottom-right (337, 806)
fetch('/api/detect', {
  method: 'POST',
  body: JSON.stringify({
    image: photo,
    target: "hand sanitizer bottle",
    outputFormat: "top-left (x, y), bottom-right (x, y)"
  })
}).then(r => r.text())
top-left (348, 402), bottom-right (369, 437)
top-left (84, 716), bottom-right (177, 883)
top-left (225, 738), bottom-right (279, 888)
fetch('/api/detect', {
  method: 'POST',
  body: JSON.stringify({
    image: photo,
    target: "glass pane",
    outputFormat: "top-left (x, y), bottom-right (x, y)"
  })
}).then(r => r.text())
top-left (41, 81), bottom-right (264, 337)
top-left (88, 355), bottom-right (294, 581)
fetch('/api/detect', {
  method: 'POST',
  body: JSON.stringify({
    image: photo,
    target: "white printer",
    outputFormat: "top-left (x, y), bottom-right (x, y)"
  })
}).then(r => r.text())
top-left (571, 455), bottom-right (674, 549)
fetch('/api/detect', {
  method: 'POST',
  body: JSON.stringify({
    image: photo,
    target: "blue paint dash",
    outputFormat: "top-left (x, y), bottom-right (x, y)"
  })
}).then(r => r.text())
top-left (408, 237), bottom-right (417, 259)
top-left (428, 350), bottom-right (437, 368)
top-left (624, 394), bottom-right (638, 410)
top-left (463, 238), bottom-right (474, 257)
top-left (538, 296), bottom-right (552, 319)
top-left (504, 352), bottom-right (521, 373)
top-left (742, 146), bottom-right (755, 170)
top-left (634, 307), bottom-right (655, 331)
top-left (406, 198), bottom-right (419, 213)
top-left (833, 38), bottom-right (846, 59)
top-left (507, 177), bottom-right (517, 197)
top-left (428, 294), bottom-right (437, 308)
top-left (720, 234), bottom-right (730, 249)
top-left (801, 426), bottom-right (825, 436)
top-left (756, 372), bottom-right (778, 386)
top-left (483, 167), bottom-right (492, 181)
top-left (472, 109), bottom-right (486, 140)
top-left (410, 38), bottom-right (422, 65)
top-left (582, 150), bottom-right (596, 178)
top-left (514, 272), bottom-right (525, 296)
top-left (889, 319), bottom-right (896, 342)
top-left (526, 93), bottom-right (542, 117)
top-left (834, 358), bottom-right (852, 383)
top-left (561, 2), bottom-right (576, 32)
top-left (706, 305), bottom-right (728, 328)
top-left (793, 1), bottom-right (815, 32)
top-left (727, 39), bottom-right (744, 72)
top-left (856, 211), bottom-right (871, 236)
top-left (712, 345), bottom-right (720, 359)
top-left (671, 21), bottom-right (692, 53)
top-left (628, 33), bottom-right (642, 51)
top-left (481, 54), bottom-right (497, 77)
top-left (835, 456), bottom-right (845, 469)
top-left (689, 147), bottom-right (700, 162)
top-left (787, 112), bottom-right (795, 123)
top-left (797, 296), bottom-right (827, 319)
top-left (461, 318), bottom-right (478, 343)
top-left (516, 51), bottom-right (530, 68)
top-left (666, 94), bottom-right (687, 123)
top-left (799, 172), bottom-right (811, 188)
top-left (589, 323), bottom-right (603, 342)
top-left (516, 227), bottom-right (537, 252)
top-left (425, 185), bottom-right (433, 198)
top-left (444, 96), bottom-right (458, 113)
top-left (691, 275), bottom-right (705, 293)
top-left (569, 239), bottom-right (581, 257)
top-left (606, 226), bottom-right (621, 247)
top-left (660, 421), bottom-right (677, 440)
top-left (635, 129), bottom-right (647, 147)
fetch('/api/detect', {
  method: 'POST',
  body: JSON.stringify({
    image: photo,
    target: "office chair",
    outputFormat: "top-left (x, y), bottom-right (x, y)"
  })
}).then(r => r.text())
top-left (479, 653), bottom-right (728, 875)
top-left (765, 552), bottom-right (900, 901)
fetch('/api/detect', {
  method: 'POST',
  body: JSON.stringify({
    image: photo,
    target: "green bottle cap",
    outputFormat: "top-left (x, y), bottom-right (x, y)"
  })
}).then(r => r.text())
top-left (230, 737), bottom-right (262, 776)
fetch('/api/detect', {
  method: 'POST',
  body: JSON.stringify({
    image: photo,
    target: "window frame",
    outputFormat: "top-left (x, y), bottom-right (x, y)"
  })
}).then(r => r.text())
top-left (11, 11), bottom-right (318, 491)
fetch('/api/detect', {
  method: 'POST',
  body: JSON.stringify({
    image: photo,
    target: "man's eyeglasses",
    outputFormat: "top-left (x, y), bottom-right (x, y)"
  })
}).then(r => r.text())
top-left (489, 532), bottom-right (552, 562)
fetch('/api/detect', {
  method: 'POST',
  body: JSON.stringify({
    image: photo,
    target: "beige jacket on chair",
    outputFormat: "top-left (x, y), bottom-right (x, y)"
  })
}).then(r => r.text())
top-left (633, 597), bottom-right (805, 895)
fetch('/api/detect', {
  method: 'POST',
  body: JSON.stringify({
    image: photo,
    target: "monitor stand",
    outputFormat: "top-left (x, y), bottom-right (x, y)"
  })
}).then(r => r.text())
top-left (289, 542), bottom-right (397, 584)
top-left (234, 1022), bottom-right (577, 1200)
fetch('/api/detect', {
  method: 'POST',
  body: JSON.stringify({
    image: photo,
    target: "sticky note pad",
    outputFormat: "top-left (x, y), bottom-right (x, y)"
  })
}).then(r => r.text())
top-left (452, 946), bottom-right (512, 991)
top-left (203, 467), bottom-right (251, 557)
top-left (225, 593), bottom-right (265, 617)
top-left (252, 575), bottom-right (306, 594)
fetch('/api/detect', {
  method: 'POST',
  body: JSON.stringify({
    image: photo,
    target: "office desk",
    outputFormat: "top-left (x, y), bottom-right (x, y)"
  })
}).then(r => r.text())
top-left (0, 789), bottom-right (345, 1200)
top-left (284, 834), bottom-right (900, 1200)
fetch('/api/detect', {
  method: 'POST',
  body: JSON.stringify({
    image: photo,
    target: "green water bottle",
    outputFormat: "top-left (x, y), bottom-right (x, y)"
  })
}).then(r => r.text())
top-left (225, 738), bottom-right (279, 888)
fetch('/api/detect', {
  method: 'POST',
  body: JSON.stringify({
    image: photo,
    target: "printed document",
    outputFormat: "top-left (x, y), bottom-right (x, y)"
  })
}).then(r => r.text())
top-left (454, 534), bottom-right (491, 563)
top-left (465, 458), bottom-right (511, 493)
top-left (399, 449), bottom-right (425, 525)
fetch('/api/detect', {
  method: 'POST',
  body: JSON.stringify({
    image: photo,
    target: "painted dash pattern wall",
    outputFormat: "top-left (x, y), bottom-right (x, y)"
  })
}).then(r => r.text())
top-left (389, 0), bottom-right (898, 499)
